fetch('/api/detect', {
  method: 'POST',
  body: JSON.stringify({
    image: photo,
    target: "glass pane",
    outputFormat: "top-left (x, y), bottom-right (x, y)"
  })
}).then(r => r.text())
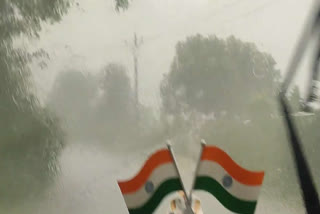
top-left (1, 0), bottom-right (318, 213)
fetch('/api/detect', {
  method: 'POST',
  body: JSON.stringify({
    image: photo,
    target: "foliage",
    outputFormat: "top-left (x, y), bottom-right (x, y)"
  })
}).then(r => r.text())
top-left (159, 34), bottom-right (320, 202)
top-left (0, 0), bottom-right (70, 206)
top-left (47, 63), bottom-right (168, 151)
top-left (115, 0), bottom-right (129, 11)
top-left (48, 70), bottom-right (97, 139)
top-left (0, 0), bottom-right (70, 41)
top-left (94, 63), bottom-right (136, 143)
top-left (161, 34), bottom-right (280, 118)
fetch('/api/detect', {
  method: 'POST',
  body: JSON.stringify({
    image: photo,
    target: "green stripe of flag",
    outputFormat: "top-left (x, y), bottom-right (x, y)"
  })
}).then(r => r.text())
top-left (195, 176), bottom-right (257, 214)
top-left (128, 178), bottom-right (183, 214)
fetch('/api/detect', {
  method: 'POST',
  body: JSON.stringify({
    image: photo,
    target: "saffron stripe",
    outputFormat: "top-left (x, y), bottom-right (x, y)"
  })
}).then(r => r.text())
top-left (202, 146), bottom-right (264, 186)
top-left (118, 149), bottom-right (173, 194)
top-left (195, 176), bottom-right (258, 214)
top-left (128, 178), bottom-right (183, 214)
top-left (121, 163), bottom-right (178, 208)
top-left (198, 161), bottom-right (262, 201)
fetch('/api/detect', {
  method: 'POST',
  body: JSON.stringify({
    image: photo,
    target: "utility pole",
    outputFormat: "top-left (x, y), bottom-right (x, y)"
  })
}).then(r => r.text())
top-left (125, 33), bottom-right (143, 119)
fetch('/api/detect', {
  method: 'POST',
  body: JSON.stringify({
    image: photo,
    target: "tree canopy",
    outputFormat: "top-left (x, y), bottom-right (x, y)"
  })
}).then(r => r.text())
top-left (115, 0), bottom-right (129, 11)
top-left (47, 63), bottom-right (137, 144)
top-left (0, 0), bottom-right (70, 206)
top-left (159, 34), bottom-right (320, 203)
top-left (161, 34), bottom-right (281, 118)
top-left (48, 71), bottom-right (97, 138)
top-left (0, 0), bottom-right (70, 41)
top-left (93, 63), bottom-right (136, 142)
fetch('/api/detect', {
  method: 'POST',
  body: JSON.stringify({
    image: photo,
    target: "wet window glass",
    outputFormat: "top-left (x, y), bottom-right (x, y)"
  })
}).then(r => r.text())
top-left (0, 0), bottom-right (319, 213)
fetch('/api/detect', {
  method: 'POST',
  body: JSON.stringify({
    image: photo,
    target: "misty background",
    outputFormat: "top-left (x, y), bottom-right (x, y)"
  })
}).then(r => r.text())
top-left (1, 0), bottom-right (320, 213)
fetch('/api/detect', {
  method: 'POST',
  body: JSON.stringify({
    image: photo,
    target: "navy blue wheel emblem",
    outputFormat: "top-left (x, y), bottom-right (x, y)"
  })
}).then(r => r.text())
top-left (145, 181), bottom-right (154, 193)
top-left (222, 175), bottom-right (233, 188)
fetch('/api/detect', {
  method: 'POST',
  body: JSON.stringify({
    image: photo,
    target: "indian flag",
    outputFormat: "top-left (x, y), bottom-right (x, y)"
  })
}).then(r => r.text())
top-left (117, 148), bottom-right (183, 214)
top-left (194, 145), bottom-right (265, 214)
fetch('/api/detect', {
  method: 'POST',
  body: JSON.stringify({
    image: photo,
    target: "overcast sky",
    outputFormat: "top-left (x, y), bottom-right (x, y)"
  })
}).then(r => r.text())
top-left (29, 0), bottom-right (314, 107)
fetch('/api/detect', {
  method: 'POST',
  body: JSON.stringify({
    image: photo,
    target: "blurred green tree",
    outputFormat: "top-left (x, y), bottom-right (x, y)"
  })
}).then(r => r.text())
top-left (47, 64), bottom-right (163, 150)
top-left (160, 34), bottom-right (281, 118)
top-left (48, 71), bottom-right (97, 139)
top-left (0, 0), bottom-right (70, 206)
top-left (115, 0), bottom-right (129, 11)
top-left (94, 63), bottom-right (136, 144)
top-left (159, 34), bottom-right (313, 203)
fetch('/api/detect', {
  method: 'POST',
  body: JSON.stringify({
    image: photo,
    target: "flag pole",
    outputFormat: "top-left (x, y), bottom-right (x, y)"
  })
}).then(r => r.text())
top-left (189, 139), bottom-right (206, 201)
top-left (166, 141), bottom-right (194, 214)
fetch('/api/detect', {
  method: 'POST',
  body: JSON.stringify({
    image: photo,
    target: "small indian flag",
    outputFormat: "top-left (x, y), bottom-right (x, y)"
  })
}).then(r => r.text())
top-left (194, 145), bottom-right (265, 214)
top-left (117, 148), bottom-right (183, 214)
